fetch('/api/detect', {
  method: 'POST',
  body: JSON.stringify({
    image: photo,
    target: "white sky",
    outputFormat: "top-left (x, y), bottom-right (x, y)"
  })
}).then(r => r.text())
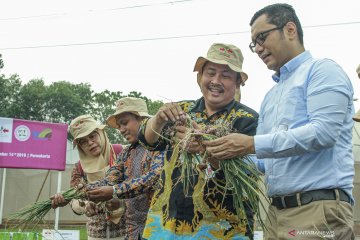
top-left (1, 0), bottom-right (359, 112)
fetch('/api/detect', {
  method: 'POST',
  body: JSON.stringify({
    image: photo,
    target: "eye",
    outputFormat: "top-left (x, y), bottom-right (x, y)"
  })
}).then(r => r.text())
top-left (204, 68), bottom-right (216, 76)
top-left (257, 33), bottom-right (267, 43)
top-left (119, 120), bottom-right (128, 126)
top-left (78, 138), bottom-right (86, 146)
top-left (222, 73), bottom-right (232, 79)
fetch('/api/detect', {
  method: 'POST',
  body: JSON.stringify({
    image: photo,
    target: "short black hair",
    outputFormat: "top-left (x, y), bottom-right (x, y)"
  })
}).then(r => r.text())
top-left (250, 3), bottom-right (304, 45)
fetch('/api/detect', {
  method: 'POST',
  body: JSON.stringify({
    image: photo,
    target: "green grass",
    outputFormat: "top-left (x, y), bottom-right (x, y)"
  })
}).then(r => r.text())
top-left (0, 226), bottom-right (87, 240)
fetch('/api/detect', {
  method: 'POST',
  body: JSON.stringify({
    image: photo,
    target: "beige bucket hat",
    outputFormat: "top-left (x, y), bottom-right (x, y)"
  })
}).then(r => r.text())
top-left (69, 114), bottom-right (106, 145)
top-left (193, 43), bottom-right (248, 82)
top-left (106, 97), bottom-right (151, 128)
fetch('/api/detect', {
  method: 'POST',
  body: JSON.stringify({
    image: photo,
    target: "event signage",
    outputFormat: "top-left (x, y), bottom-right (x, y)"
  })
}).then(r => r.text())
top-left (0, 117), bottom-right (67, 170)
top-left (42, 229), bottom-right (80, 240)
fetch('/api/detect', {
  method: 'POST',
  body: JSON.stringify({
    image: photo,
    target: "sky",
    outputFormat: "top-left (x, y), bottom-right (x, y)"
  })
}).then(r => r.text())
top-left (1, 0), bottom-right (359, 113)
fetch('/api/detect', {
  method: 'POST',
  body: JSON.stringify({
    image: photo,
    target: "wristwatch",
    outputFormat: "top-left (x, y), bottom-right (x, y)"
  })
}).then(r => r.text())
top-left (112, 186), bottom-right (119, 199)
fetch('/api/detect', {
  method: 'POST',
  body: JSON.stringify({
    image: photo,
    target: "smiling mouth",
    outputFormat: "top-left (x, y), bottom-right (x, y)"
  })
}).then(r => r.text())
top-left (208, 83), bottom-right (224, 94)
top-left (209, 88), bottom-right (224, 94)
top-left (261, 53), bottom-right (271, 62)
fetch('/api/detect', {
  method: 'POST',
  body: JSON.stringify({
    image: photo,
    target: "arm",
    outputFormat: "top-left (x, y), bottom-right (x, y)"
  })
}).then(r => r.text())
top-left (143, 102), bottom-right (186, 145)
top-left (202, 116), bottom-right (258, 160)
top-left (87, 151), bottom-right (164, 201)
top-left (255, 60), bottom-right (352, 158)
top-left (51, 163), bottom-right (83, 209)
top-left (113, 151), bottom-right (164, 199)
top-left (69, 163), bottom-right (88, 214)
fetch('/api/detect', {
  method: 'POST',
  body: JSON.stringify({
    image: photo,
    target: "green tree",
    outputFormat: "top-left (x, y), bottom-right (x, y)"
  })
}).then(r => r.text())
top-left (15, 79), bottom-right (47, 121)
top-left (45, 81), bottom-right (93, 123)
top-left (0, 74), bottom-right (22, 117)
top-left (0, 74), bottom-right (163, 144)
top-left (0, 54), bottom-right (4, 70)
top-left (92, 90), bottom-right (125, 144)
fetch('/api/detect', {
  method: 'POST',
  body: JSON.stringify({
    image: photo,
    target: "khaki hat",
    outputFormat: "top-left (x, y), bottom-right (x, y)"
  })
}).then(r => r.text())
top-left (69, 114), bottom-right (106, 145)
top-left (106, 97), bottom-right (151, 128)
top-left (356, 64), bottom-right (360, 78)
top-left (193, 43), bottom-right (248, 82)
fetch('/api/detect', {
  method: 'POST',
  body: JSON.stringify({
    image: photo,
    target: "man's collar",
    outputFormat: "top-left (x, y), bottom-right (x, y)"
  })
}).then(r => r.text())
top-left (191, 97), bottom-right (235, 115)
top-left (272, 51), bottom-right (312, 82)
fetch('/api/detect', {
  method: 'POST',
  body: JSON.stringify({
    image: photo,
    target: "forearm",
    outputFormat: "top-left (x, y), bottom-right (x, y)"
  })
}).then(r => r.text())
top-left (144, 117), bottom-right (167, 145)
top-left (114, 153), bottom-right (164, 198)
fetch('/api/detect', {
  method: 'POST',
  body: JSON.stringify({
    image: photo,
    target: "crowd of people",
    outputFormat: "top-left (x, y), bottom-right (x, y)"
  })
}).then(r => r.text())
top-left (50, 3), bottom-right (359, 240)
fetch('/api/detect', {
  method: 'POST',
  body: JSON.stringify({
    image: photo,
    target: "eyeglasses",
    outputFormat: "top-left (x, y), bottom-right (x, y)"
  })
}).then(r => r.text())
top-left (77, 131), bottom-right (99, 148)
top-left (249, 25), bottom-right (285, 53)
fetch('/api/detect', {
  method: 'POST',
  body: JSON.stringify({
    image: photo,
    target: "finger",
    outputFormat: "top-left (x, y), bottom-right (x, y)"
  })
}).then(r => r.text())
top-left (202, 137), bottom-right (222, 147)
top-left (191, 121), bottom-right (201, 130)
top-left (163, 107), bottom-right (178, 122)
top-left (157, 110), bottom-right (170, 122)
top-left (174, 125), bottom-right (187, 134)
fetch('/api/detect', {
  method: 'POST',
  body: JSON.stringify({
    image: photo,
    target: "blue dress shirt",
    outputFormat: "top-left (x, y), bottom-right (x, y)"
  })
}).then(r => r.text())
top-left (253, 51), bottom-right (355, 200)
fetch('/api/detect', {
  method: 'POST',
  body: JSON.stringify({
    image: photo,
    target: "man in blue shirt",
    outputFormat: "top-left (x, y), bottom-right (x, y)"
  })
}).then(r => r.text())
top-left (204, 3), bottom-right (355, 240)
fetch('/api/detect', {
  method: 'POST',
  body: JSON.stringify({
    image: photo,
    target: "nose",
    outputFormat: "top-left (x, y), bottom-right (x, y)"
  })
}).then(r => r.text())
top-left (119, 125), bottom-right (126, 134)
top-left (255, 42), bottom-right (264, 55)
top-left (211, 73), bottom-right (222, 83)
top-left (85, 138), bottom-right (96, 147)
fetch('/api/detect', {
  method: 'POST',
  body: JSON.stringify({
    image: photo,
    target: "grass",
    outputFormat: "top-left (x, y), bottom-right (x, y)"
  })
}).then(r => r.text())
top-left (0, 226), bottom-right (87, 240)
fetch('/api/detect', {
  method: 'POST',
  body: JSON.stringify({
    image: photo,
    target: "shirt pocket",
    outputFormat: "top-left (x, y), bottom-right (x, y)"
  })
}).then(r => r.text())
top-left (277, 87), bottom-right (306, 128)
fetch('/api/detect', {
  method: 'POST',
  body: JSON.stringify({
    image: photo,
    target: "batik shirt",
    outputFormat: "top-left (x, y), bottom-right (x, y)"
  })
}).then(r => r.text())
top-left (88, 143), bottom-right (164, 240)
top-left (138, 97), bottom-right (258, 240)
top-left (70, 162), bottom-right (126, 239)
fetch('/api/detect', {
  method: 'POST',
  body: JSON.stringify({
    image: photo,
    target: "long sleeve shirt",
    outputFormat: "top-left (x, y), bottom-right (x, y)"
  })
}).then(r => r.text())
top-left (88, 143), bottom-right (164, 240)
top-left (254, 51), bottom-right (355, 200)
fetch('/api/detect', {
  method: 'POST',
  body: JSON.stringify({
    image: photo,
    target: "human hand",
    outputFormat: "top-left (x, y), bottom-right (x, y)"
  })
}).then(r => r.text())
top-left (86, 186), bottom-right (113, 202)
top-left (174, 122), bottom-right (205, 154)
top-left (202, 133), bottom-right (255, 160)
top-left (50, 193), bottom-right (69, 209)
top-left (154, 103), bottom-right (186, 126)
top-left (105, 199), bottom-right (122, 211)
top-left (85, 202), bottom-right (100, 217)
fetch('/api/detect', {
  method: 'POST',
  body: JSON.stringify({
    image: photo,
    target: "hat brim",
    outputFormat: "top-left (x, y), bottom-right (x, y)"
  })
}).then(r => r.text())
top-left (106, 110), bottom-right (151, 129)
top-left (73, 124), bottom-right (106, 147)
top-left (193, 56), bottom-right (248, 82)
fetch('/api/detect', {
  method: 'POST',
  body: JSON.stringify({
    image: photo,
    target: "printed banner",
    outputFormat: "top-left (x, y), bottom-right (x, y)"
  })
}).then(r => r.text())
top-left (0, 117), bottom-right (67, 170)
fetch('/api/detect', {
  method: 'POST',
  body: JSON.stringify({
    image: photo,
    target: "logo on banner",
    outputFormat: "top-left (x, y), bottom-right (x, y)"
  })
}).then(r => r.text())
top-left (0, 118), bottom-right (13, 143)
top-left (14, 125), bottom-right (31, 141)
top-left (32, 128), bottom-right (52, 141)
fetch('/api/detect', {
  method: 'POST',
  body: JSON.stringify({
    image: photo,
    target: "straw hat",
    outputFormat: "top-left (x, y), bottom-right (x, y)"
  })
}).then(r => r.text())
top-left (106, 97), bottom-right (151, 128)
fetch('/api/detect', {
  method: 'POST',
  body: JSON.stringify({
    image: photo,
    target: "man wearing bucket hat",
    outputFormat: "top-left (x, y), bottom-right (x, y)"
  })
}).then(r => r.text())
top-left (205, 4), bottom-right (355, 239)
top-left (137, 43), bottom-right (258, 239)
top-left (51, 114), bottom-right (126, 240)
top-left (86, 97), bottom-right (164, 240)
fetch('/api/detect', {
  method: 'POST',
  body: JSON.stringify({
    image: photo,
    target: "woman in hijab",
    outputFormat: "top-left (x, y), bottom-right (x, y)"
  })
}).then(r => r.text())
top-left (51, 114), bottom-right (125, 240)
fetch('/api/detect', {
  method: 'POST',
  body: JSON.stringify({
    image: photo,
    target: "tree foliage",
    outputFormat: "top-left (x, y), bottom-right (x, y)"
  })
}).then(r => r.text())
top-left (0, 54), bottom-right (4, 70)
top-left (0, 75), bottom-right (163, 144)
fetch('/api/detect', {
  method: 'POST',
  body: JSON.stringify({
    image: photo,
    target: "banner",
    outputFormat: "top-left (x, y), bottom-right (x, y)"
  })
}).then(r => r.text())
top-left (0, 117), bottom-right (67, 170)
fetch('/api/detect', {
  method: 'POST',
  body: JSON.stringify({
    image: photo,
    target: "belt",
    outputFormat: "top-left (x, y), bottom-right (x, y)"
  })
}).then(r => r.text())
top-left (271, 189), bottom-right (350, 210)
